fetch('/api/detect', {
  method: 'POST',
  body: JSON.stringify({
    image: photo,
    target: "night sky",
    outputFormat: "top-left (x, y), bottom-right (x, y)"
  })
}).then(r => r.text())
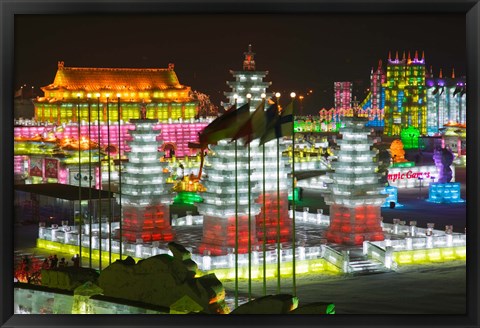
top-left (14, 14), bottom-right (466, 114)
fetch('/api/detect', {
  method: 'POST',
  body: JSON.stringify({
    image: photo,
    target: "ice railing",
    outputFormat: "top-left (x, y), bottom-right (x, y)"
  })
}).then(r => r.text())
top-left (37, 219), bottom-right (464, 272)
top-left (363, 222), bottom-right (466, 269)
top-left (39, 222), bottom-right (120, 245)
top-left (192, 245), bottom-right (326, 271)
top-left (37, 221), bottom-right (336, 271)
top-left (171, 208), bottom-right (330, 227)
top-left (321, 245), bottom-right (348, 272)
top-left (289, 159), bottom-right (330, 172)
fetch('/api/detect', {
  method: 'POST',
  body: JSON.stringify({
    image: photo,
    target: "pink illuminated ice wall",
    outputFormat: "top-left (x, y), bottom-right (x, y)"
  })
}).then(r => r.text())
top-left (14, 121), bottom-right (209, 158)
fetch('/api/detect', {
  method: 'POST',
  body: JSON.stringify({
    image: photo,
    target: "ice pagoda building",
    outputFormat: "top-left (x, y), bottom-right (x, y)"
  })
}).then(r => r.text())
top-left (197, 140), bottom-right (260, 256)
top-left (223, 45), bottom-right (273, 111)
top-left (321, 114), bottom-right (386, 245)
top-left (119, 110), bottom-right (174, 243)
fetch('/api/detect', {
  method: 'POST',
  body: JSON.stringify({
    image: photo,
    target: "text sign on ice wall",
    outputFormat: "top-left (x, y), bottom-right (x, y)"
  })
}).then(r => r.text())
top-left (388, 169), bottom-right (433, 182)
top-left (387, 165), bottom-right (455, 189)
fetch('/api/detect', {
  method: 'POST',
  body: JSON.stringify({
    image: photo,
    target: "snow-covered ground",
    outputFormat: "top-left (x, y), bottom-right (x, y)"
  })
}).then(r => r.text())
top-left (223, 261), bottom-right (466, 314)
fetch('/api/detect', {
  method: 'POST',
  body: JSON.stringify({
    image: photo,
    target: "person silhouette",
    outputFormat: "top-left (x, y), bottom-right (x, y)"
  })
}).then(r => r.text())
top-left (51, 255), bottom-right (58, 268)
top-left (71, 254), bottom-right (80, 268)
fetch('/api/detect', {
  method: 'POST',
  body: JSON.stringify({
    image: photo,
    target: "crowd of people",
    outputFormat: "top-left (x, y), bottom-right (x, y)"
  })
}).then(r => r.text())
top-left (40, 254), bottom-right (80, 269)
top-left (15, 253), bottom-right (81, 284)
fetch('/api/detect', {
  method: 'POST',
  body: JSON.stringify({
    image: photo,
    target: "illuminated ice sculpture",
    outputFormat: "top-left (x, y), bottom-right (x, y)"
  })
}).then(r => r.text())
top-left (334, 82), bottom-right (352, 111)
top-left (223, 44), bottom-right (272, 111)
top-left (384, 51), bottom-right (427, 136)
top-left (321, 116), bottom-right (386, 245)
top-left (381, 186), bottom-right (403, 208)
top-left (197, 140), bottom-right (260, 255)
top-left (427, 147), bottom-right (464, 203)
top-left (219, 45), bottom-right (291, 247)
top-left (426, 68), bottom-right (467, 135)
top-left (119, 117), bottom-right (174, 243)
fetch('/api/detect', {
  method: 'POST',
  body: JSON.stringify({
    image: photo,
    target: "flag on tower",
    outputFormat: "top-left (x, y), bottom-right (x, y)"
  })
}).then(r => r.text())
top-left (259, 101), bottom-right (294, 145)
top-left (199, 103), bottom-right (250, 145)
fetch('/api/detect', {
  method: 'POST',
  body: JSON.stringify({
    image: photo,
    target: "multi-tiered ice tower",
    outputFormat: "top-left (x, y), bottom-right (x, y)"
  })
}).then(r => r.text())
top-left (223, 44), bottom-right (273, 111)
top-left (322, 115), bottom-right (386, 245)
top-left (197, 140), bottom-right (260, 256)
top-left (119, 116), bottom-right (174, 243)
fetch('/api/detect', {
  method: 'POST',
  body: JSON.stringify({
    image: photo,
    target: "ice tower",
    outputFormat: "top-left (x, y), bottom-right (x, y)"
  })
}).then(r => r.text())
top-left (384, 51), bottom-right (427, 136)
top-left (426, 68), bottom-right (467, 135)
top-left (223, 44), bottom-right (273, 111)
top-left (322, 114), bottom-right (386, 245)
top-left (224, 46), bottom-right (291, 245)
top-left (197, 140), bottom-right (260, 256)
top-left (119, 109), bottom-right (174, 243)
top-left (334, 82), bottom-right (352, 111)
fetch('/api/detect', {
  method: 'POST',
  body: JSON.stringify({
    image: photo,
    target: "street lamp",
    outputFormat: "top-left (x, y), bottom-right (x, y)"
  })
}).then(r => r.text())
top-left (96, 93), bottom-right (102, 271)
top-left (290, 91), bottom-right (297, 296)
top-left (76, 93), bottom-right (82, 264)
top-left (86, 93), bottom-right (93, 268)
top-left (299, 95), bottom-right (304, 116)
top-left (116, 93), bottom-right (123, 260)
top-left (106, 94), bottom-right (112, 265)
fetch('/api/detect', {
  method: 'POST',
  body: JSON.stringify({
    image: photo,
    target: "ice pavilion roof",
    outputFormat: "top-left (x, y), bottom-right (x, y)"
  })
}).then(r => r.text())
top-left (42, 63), bottom-right (187, 92)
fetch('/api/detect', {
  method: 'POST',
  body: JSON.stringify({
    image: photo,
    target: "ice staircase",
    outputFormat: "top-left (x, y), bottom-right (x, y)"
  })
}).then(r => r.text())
top-left (348, 255), bottom-right (390, 275)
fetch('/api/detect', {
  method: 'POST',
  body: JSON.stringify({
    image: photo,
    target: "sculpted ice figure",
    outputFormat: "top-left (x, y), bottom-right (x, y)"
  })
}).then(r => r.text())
top-left (433, 147), bottom-right (454, 183)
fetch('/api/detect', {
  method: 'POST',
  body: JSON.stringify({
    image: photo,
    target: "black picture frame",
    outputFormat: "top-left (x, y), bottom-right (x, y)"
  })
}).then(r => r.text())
top-left (1, 0), bottom-right (478, 327)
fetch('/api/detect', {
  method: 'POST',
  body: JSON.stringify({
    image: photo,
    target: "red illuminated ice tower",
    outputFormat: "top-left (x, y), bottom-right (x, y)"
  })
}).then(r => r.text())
top-left (321, 111), bottom-right (386, 245)
top-left (224, 45), bottom-right (291, 244)
top-left (197, 140), bottom-right (260, 256)
top-left (118, 104), bottom-right (174, 243)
